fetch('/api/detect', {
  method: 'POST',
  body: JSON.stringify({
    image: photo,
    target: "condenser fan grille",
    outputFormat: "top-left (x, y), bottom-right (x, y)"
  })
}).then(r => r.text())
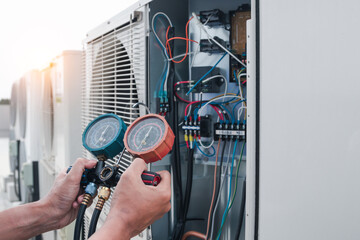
top-left (82, 13), bottom-right (147, 231)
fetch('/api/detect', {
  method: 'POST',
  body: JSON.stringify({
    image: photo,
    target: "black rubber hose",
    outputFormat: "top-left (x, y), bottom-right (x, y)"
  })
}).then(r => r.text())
top-left (235, 179), bottom-right (246, 240)
top-left (88, 208), bottom-right (101, 238)
top-left (179, 148), bottom-right (194, 238)
top-left (74, 204), bottom-right (87, 240)
top-left (82, 216), bottom-right (86, 240)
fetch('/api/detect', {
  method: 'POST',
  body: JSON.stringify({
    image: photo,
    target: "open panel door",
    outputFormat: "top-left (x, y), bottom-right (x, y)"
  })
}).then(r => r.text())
top-left (248, 0), bottom-right (360, 239)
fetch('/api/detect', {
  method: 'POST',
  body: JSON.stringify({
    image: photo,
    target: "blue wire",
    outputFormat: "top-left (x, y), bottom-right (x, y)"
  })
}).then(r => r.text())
top-left (216, 139), bottom-right (238, 240)
top-left (159, 62), bottom-right (168, 95)
top-left (153, 14), bottom-right (170, 98)
top-left (186, 52), bottom-right (228, 95)
top-left (194, 141), bottom-right (216, 157)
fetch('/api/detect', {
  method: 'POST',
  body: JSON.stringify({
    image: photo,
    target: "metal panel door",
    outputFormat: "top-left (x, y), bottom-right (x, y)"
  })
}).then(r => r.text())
top-left (252, 0), bottom-right (360, 239)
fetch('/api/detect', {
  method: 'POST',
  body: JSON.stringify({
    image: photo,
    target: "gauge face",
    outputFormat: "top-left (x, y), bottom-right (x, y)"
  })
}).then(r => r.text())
top-left (127, 116), bottom-right (166, 152)
top-left (85, 116), bottom-right (120, 150)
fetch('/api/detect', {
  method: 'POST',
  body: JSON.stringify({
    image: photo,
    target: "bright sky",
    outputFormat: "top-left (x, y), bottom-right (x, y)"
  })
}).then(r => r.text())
top-left (0, 0), bottom-right (137, 99)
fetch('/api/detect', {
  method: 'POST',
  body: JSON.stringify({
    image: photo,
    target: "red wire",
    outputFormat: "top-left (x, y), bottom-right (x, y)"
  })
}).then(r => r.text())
top-left (184, 101), bottom-right (224, 121)
top-left (211, 105), bottom-right (224, 120)
top-left (185, 101), bottom-right (200, 116)
top-left (166, 17), bottom-right (195, 63)
top-left (174, 81), bottom-right (192, 103)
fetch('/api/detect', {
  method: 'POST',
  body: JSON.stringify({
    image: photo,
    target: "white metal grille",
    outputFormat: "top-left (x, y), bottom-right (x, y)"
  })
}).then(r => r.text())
top-left (82, 10), bottom-right (147, 238)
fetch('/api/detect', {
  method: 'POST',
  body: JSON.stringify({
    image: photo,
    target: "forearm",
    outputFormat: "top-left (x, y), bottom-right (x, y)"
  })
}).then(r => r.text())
top-left (0, 199), bottom-right (57, 240)
top-left (89, 220), bottom-right (131, 240)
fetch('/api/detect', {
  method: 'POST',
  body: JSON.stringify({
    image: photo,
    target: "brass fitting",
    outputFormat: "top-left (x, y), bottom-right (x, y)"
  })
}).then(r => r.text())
top-left (95, 186), bottom-right (111, 210)
top-left (96, 198), bottom-right (106, 210)
top-left (97, 155), bottom-right (107, 162)
top-left (98, 186), bottom-right (111, 201)
top-left (81, 193), bottom-right (92, 206)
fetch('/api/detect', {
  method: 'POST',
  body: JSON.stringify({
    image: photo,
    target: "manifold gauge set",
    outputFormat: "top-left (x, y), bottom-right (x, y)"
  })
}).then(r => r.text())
top-left (71, 112), bottom-right (174, 239)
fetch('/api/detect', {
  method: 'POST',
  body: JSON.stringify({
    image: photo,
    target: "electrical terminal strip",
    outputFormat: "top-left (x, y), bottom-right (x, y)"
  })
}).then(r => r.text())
top-left (214, 122), bottom-right (246, 141)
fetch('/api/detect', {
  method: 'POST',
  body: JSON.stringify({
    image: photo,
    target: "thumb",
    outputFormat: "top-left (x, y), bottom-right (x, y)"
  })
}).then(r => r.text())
top-left (66, 158), bottom-right (97, 184)
top-left (126, 158), bottom-right (148, 176)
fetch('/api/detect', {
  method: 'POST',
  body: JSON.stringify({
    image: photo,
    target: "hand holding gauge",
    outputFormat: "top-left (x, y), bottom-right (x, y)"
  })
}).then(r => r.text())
top-left (72, 113), bottom-right (174, 240)
top-left (81, 113), bottom-right (175, 187)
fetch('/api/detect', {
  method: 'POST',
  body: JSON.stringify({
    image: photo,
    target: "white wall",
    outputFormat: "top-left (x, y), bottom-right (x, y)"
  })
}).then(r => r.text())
top-left (0, 105), bottom-right (9, 137)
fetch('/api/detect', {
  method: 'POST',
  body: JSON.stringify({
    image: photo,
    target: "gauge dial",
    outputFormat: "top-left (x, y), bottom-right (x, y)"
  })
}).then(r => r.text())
top-left (124, 114), bottom-right (175, 163)
top-left (127, 117), bottom-right (165, 152)
top-left (83, 114), bottom-right (127, 159)
top-left (85, 117), bottom-right (120, 149)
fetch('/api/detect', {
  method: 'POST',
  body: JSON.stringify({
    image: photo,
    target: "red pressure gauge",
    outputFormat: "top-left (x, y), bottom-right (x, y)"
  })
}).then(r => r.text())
top-left (124, 114), bottom-right (175, 163)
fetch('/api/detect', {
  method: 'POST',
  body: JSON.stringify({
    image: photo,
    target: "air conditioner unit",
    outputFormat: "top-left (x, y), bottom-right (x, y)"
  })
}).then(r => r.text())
top-left (9, 82), bottom-right (18, 173)
top-left (51, 51), bottom-right (83, 173)
top-left (9, 82), bottom-right (21, 202)
top-left (15, 70), bottom-right (42, 204)
top-left (82, 2), bottom-right (153, 238)
top-left (44, 51), bottom-right (82, 240)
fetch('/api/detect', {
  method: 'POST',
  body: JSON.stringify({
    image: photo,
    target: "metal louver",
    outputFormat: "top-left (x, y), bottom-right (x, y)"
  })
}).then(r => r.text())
top-left (82, 7), bottom-right (148, 236)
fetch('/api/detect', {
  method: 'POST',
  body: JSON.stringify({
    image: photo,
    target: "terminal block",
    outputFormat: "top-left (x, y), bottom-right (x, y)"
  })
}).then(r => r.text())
top-left (214, 122), bottom-right (246, 141)
top-left (199, 9), bottom-right (227, 27)
top-left (200, 37), bottom-right (228, 54)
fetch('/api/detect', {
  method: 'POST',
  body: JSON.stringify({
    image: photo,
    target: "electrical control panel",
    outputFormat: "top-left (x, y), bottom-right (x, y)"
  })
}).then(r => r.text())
top-left (148, 0), bottom-right (250, 239)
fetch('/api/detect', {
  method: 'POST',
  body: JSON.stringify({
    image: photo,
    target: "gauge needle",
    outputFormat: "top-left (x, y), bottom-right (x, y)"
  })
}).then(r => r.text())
top-left (96, 125), bottom-right (109, 146)
top-left (99, 125), bottom-right (109, 142)
top-left (139, 127), bottom-right (153, 149)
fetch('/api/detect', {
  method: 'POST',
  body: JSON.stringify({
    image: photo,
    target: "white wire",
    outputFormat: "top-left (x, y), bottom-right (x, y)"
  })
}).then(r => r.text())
top-left (209, 141), bottom-right (233, 240)
top-left (164, 61), bottom-right (170, 92)
top-left (238, 73), bottom-right (247, 94)
top-left (198, 138), bottom-right (215, 149)
top-left (191, 12), bottom-right (246, 68)
top-left (236, 73), bottom-right (247, 121)
top-left (199, 95), bottom-right (243, 117)
top-left (152, 12), bottom-right (173, 94)
top-left (168, 52), bottom-right (196, 61)
top-left (151, 12), bottom-right (173, 55)
top-left (237, 106), bottom-right (247, 121)
top-left (202, 75), bottom-right (228, 97)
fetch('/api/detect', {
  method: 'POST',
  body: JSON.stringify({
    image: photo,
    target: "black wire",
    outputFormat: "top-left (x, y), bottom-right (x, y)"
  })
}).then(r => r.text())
top-left (180, 148), bottom-right (195, 239)
top-left (235, 179), bottom-right (246, 240)
top-left (216, 104), bottom-right (230, 122)
top-left (183, 148), bottom-right (194, 218)
top-left (88, 208), bottom-right (101, 238)
top-left (171, 148), bottom-right (195, 240)
top-left (74, 204), bottom-right (87, 240)
top-left (206, 140), bottom-right (227, 235)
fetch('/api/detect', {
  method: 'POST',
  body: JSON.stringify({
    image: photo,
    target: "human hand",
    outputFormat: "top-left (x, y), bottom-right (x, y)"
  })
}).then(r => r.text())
top-left (40, 158), bottom-right (97, 230)
top-left (91, 158), bottom-right (171, 239)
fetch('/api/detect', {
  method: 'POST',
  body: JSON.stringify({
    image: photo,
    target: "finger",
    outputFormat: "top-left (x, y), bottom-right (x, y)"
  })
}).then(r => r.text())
top-left (66, 158), bottom-right (97, 184)
top-left (77, 194), bottom-right (84, 204)
top-left (127, 158), bottom-right (148, 176)
top-left (156, 170), bottom-right (171, 191)
top-left (73, 201), bottom-right (79, 208)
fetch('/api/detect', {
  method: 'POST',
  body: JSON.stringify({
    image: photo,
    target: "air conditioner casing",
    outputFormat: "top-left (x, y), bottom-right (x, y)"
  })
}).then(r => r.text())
top-left (83, 2), bottom-right (149, 239)
top-left (51, 51), bottom-right (83, 173)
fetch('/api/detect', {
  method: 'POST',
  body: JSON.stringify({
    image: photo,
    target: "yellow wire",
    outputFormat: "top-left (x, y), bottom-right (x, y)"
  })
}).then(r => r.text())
top-left (210, 93), bottom-right (242, 104)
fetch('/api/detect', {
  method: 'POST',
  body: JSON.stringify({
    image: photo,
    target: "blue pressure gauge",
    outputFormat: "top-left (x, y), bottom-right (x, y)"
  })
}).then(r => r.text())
top-left (82, 113), bottom-right (127, 159)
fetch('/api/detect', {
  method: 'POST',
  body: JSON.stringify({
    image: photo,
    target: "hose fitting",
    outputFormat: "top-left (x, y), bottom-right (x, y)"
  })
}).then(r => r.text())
top-left (81, 182), bottom-right (98, 206)
top-left (85, 182), bottom-right (97, 197)
top-left (96, 186), bottom-right (111, 210)
top-left (82, 193), bottom-right (92, 206)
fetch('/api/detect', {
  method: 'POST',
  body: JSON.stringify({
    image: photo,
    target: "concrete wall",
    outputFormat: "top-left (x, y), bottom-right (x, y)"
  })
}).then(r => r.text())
top-left (0, 105), bottom-right (9, 137)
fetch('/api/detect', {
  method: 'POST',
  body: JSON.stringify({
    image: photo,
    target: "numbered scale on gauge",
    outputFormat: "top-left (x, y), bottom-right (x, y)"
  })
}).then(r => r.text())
top-left (124, 114), bottom-right (175, 163)
top-left (83, 114), bottom-right (126, 159)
